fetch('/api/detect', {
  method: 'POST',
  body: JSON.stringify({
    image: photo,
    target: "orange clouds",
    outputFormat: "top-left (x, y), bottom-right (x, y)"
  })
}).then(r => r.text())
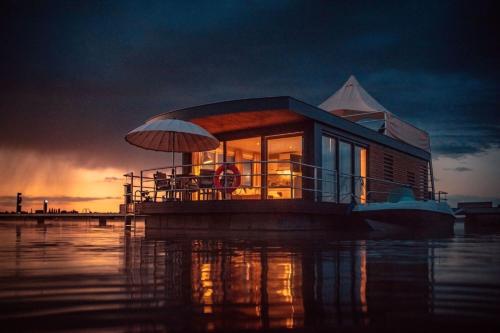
top-left (0, 149), bottom-right (124, 212)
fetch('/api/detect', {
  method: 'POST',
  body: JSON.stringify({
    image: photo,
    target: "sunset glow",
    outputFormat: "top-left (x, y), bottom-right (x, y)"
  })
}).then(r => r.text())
top-left (0, 2), bottom-right (499, 332)
top-left (0, 148), bottom-right (123, 212)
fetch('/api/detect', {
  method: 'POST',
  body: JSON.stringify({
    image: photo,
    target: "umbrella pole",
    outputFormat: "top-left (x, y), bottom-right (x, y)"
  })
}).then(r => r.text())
top-left (172, 135), bottom-right (176, 200)
top-left (172, 134), bottom-right (176, 177)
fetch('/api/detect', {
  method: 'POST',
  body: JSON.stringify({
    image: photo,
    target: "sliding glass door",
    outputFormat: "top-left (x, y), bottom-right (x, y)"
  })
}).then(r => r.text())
top-left (321, 136), bottom-right (336, 202)
top-left (339, 141), bottom-right (353, 203)
top-left (226, 137), bottom-right (261, 199)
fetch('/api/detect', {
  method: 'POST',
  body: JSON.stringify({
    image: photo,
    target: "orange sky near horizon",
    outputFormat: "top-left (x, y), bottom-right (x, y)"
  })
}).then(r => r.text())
top-left (0, 147), bottom-right (498, 212)
top-left (0, 149), bottom-right (125, 212)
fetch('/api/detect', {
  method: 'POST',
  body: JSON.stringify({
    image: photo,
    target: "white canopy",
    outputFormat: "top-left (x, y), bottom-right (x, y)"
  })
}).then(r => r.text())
top-left (319, 75), bottom-right (389, 114)
top-left (319, 75), bottom-right (430, 152)
top-left (125, 119), bottom-right (220, 152)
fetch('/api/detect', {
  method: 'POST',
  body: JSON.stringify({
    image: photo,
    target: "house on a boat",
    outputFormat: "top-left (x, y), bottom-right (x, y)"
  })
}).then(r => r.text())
top-left (123, 76), bottom-right (435, 230)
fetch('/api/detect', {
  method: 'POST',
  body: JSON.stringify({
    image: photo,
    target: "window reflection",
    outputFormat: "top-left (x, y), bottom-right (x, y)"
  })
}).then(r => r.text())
top-left (128, 236), bottom-right (370, 331)
top-left (322, 136), bottom-right (337, 202)
top-left (339, 141), bottom-right (352, 203)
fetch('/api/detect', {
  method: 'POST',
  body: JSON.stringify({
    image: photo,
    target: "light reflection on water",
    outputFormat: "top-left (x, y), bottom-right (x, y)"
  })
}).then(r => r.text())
top-left (0, 220), bottom-right (499, 332)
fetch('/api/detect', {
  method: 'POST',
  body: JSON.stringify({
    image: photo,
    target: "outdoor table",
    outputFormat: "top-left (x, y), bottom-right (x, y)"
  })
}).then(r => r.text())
top-left (172, 173), bottom-right (198, 201)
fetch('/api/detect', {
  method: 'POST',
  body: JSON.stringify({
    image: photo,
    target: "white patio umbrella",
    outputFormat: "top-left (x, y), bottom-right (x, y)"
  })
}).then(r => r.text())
top-left (125, 118), bottom-right (219, 172)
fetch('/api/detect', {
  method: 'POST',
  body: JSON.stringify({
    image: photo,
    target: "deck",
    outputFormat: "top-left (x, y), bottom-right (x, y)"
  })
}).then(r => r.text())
top-left (136, 199), bottom-right (348, 215)
top-left (137, 200), bottom-right (369, 231)
top-left (125, 157), bottom-right (433, 232)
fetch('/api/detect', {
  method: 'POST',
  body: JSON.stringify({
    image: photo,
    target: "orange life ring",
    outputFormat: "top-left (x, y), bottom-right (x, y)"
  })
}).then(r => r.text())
top-left (214, 164), bottom-right (241, 193)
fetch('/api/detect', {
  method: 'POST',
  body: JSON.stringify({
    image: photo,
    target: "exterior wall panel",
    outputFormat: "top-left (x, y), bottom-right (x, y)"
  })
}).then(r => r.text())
top-left (368, 143), bottom-right (429, 202)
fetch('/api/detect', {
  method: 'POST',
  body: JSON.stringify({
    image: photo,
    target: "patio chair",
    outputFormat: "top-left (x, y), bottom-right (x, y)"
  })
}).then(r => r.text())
top-left (153, 171), bottom-right (171, 202)
top-left (198, 169), bottom-right (216, 200)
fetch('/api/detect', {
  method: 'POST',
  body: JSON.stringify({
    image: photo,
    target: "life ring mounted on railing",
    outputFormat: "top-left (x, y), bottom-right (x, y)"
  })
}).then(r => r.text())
top-left (214, 163), bottom-right (241, 194)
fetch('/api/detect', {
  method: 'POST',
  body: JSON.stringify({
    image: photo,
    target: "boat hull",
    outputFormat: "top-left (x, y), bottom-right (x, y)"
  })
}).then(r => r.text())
top-left (353, 208), bottom-right (455, 232)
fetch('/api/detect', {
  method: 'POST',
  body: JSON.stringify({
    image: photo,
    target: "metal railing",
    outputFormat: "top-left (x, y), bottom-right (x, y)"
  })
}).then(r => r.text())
top-left (123, 160), bottom-right (442, 205)
top-left (354, 175), bottom-right (441, 203)
top-left (125, 160), bottom-right (337, 203)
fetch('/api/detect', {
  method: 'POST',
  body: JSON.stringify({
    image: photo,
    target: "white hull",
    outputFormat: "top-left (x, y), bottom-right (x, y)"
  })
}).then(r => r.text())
top-left (353, 200), bottom-right (455, 231)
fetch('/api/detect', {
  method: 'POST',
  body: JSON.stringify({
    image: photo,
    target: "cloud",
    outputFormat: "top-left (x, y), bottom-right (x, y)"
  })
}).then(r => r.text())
top-left (447, 194), bottom-right (500, 208)
top-left (0, 0), bottom-right (498, 208)
top-left (444, 167), bottom-right (473, 172)
top-left (432, 135), bottom-right (500, 158)
top-left (103, 176), bottom-right (123, 182)
top-left (358, 69), bottom-right (499, 157)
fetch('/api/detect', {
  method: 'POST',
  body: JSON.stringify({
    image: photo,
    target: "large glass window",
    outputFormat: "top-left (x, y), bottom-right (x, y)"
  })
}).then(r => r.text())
top-left (339, 141), bottom-right (352, 203)
top-left (321, 136), bottom-right (337, 202)
top-left (192, 143), bottom-right (224, 200)
top-left (226, 137), bottom-right (261, 199)
top-left (267, 135), bottom-right (303, 199)
top-left (354, 146), bottom-right (367, 203)
top-left (193, 143), bottom-right (224, 173)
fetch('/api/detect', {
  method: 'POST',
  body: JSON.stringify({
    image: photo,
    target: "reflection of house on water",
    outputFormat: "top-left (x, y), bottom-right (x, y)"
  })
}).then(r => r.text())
top-left (122, 234), bottom-right (375, 331)
top-left (365, 241), bottom-right (431, 325)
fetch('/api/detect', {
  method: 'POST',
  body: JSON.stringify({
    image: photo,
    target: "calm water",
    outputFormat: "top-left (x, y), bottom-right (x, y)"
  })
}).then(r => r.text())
top-left (0, 220), bottom-right (499, 332)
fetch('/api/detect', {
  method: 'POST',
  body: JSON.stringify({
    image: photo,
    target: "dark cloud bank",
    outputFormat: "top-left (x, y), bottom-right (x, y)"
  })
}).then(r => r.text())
top-left (444, 167), bottom-right (473, 172)
top-left (0, 0), bottom-right (498, 170)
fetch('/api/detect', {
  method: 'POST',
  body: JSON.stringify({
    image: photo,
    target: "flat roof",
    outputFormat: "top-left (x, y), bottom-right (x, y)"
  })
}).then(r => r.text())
top-left (149, 96), bottom-right (430, 160)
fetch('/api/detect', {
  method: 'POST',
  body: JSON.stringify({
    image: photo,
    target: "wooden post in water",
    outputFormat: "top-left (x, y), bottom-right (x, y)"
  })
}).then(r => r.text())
top-left (125, 215), bottom-right (132, 226)
top-left (123, 178), bottom-right (133, 230)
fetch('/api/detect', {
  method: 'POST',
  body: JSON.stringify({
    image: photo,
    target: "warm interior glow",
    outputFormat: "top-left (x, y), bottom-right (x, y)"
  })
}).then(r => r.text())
top-left (227, 137), bottom-right (261, 199)
top-left (193, 143), bottom-right (223, 173)
top-left (267, 135), bottom-right (303, 199)
top-left (360, 147), bottom-right (367, 203)
top-left (352, 145), bottom-right (367, 204)
top-left (193, 138), bottom-right (262, 200)
top-left (201, 151), bottom-right (214, 164)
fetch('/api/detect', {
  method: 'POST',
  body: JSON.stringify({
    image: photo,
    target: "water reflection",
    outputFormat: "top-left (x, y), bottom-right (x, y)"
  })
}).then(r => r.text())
top-left (150, 239), bottom-right (369, 331)
top-left (0, 221), bottom-right (499, 332)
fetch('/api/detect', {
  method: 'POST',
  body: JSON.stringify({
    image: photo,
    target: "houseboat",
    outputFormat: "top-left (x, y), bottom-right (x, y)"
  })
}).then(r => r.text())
top-left (123, 76), bottom-right (444, 231)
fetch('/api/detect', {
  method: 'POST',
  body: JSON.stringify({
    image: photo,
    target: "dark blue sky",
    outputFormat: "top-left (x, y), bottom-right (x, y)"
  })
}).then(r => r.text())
top-left (1, 0), bottom-right (498, 169)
